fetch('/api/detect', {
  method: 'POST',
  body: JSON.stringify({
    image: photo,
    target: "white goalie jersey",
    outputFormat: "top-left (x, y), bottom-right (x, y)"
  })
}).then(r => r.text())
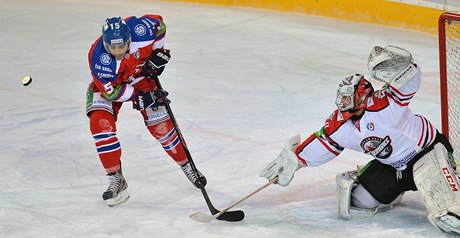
top-left (296, 65), bottom-right (436, 170)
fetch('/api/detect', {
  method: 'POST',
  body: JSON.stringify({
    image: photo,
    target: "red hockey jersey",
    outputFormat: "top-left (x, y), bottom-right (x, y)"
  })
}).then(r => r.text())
top-left (88, 14), bottom-right (166, 102)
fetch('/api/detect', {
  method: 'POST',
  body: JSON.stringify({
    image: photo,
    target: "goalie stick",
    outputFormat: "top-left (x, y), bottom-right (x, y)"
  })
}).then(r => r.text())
top-left (190, 177), bottom-right (278, 223)
top-left (151, 75), bottom-right (245, 222)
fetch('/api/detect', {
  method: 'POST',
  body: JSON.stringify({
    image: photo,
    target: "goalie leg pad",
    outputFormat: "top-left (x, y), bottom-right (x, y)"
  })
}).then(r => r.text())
top-left (336, 171), bottom-right (356, 218)
top-left (413, 143), bottom-right (460, 234)
top-left (337, 170), bottom-right (383, 218)
top-left (336, 169), bottom-right (404, 218)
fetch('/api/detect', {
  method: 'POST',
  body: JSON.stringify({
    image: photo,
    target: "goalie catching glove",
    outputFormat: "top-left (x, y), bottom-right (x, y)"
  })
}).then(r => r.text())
top-left (367, 45), bottom-right (417, 88)
top-left (143, 48), bottom-right (171, 78)
top-left (134, 89), bottom-right (168, 111)
top-left (259, 135), bottom-right (306, 186)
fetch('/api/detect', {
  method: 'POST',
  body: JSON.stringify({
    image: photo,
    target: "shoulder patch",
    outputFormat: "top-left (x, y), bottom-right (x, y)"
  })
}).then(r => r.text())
top-left (134, 24), bottom-right (147, 37)
top-left (366, 90), bottom-right (390, 112)
top-left (100, 53), bottom-right (112, 65)
top-left (324, 109), bottom-right (348, 135)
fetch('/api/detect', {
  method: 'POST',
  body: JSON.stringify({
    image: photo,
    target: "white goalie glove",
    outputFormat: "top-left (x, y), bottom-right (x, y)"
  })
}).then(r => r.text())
top-left (368, 45), bottom-right (417, 88)
top-left (259, 135), bottom-right (306, 186)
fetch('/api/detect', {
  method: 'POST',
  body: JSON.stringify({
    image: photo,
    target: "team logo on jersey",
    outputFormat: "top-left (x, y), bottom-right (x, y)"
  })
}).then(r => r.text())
top-left (367, 122), bottom-right (374, 131)
top-left (100, 53), bottom-right (112, 65)
top-left (353, 120), bottom-right (360, 131)
top-left (360, 135), bottom-right (393, 159)
top-left (134, 24), bottom-right (147, 36)
top-left (134, 50), bottom-right (140, 59)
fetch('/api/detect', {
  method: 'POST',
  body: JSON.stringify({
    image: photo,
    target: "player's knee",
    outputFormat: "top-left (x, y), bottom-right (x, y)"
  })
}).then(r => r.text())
top-left (90, 110), bottom-right (116, 134)
top-left (148, 121), bottom-right (173, 139)
top-left (351, 184), bottom-right (380, 209)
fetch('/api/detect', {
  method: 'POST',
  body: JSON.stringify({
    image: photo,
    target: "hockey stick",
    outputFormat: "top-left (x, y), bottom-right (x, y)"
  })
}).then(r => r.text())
top-left (151, 75), bottom-right (245, 222)
top-left (190, 177), bottom-right (278, 223)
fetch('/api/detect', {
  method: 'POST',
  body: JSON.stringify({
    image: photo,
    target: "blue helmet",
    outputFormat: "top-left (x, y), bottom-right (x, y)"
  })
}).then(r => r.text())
top-left (102, 17), bottom-right (131, 50)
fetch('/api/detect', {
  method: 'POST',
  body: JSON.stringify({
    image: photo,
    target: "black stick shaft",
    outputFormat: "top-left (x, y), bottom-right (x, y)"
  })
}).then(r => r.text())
top-left (153, 76), bottom-right (219, 214)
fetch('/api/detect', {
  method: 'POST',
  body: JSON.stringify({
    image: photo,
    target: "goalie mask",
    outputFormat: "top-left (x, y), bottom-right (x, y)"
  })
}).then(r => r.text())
top-left (335, 74), bottom-right (374, 112)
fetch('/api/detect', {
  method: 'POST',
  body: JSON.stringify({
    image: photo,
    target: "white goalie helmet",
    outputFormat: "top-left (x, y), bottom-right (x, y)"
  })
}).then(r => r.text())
top-left (335, 74), bottom-right (374, 112)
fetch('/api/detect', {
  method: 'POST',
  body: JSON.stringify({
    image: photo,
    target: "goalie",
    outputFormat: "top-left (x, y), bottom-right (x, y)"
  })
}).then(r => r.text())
top-left (260, 45), bottom-right (460, 234)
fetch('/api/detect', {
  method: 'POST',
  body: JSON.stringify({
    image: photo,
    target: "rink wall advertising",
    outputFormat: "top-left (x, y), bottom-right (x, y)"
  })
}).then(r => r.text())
top-left (165, 0), bottom-right (460, 34)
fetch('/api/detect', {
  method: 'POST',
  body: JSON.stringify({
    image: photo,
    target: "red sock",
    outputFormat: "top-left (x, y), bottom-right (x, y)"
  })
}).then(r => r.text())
top-left (90, 111), bottom-right (121, 173)
top-left (148, 120), bottom-right (188, 165)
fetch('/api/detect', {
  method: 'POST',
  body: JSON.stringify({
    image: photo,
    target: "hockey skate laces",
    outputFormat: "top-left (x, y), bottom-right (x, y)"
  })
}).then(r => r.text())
top-left (184, 168), bottom-right (197, 181)
top-left (107, 173), bottom-right (122, 191)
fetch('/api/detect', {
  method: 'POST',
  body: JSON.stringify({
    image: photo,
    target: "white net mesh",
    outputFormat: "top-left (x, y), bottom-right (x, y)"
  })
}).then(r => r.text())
top-left (444, 17), bottom-right (460, 158)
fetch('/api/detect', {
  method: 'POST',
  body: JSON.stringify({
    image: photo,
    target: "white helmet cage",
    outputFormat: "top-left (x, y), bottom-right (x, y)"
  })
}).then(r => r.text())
top-left (335, 74), bottom-right (373, 112)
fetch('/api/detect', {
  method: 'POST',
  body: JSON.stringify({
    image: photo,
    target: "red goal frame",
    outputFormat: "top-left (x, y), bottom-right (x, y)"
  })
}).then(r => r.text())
top-left (439, 12), bottom-right (460, 139)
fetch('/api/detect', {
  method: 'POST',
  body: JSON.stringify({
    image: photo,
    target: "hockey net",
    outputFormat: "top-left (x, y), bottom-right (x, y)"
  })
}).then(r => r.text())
top-left (439, 12), bottom-right (460, 158)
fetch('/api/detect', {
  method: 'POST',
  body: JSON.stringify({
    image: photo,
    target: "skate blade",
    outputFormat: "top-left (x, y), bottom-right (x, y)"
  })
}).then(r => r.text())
top-left (106, 189), bottom-right (130, 207)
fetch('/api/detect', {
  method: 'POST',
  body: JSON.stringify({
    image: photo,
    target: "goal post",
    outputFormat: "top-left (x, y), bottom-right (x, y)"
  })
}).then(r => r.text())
top-left (439, 12), bottom-right (460, 158)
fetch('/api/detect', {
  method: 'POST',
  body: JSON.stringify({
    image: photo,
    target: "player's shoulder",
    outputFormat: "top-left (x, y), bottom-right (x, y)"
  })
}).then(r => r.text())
top-left (323, 109), bottom-right (350, 135)
top-left (366, 89), bottom-right (390, 112)
top-left (125, 15), bottom-right (164, 42)
top-left (88, 37), bottom-right (117, 81)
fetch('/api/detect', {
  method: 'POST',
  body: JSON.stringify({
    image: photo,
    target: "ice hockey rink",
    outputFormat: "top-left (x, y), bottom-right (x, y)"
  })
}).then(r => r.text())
top-left (0, 0), bottom-right (453, 237)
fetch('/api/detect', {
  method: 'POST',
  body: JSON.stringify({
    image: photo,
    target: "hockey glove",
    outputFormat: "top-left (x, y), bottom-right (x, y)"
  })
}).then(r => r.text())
top-left (259, 135), bottom-right (305, 186)
top-left (367, 45), bottom-right (417, 86)
top-left (134, 89), bottom-right (169, 111)
top-left (143, 48), bottom-right (171, 78)
top-left (128, 75), bottom-right (156, 93)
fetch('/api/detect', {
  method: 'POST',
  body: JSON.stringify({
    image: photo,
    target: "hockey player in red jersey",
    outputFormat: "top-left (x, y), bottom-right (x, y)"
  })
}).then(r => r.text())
top-left (260, 45), bottom-right (460, 234)
top-left (86, 15), bottom-right (206, 207)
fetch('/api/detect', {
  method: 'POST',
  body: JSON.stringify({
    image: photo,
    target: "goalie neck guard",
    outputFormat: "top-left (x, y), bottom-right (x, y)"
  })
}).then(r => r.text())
top-left (335, 74), bottom-right (374, 113)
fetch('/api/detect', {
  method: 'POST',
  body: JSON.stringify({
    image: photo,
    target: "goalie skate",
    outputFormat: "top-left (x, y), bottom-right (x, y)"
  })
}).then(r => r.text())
top-left (430, 206), bottom-right (460, 234)
top-left (103, 170), bottom-right (130, 207)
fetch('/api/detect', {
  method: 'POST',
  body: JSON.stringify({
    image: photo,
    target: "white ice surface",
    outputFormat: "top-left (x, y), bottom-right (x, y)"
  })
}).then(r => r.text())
top-left (0, 0), bottom-right (456, 237)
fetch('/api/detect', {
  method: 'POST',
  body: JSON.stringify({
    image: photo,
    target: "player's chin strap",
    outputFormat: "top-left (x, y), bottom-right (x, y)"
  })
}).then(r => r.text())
top-left (368, 45), bottom-right (418, 88)
top-left (149, 74), bottom-right (245, 222)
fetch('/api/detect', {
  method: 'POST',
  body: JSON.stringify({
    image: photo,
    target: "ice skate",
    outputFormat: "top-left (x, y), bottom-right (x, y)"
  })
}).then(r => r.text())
top-left (427, 205), bottom-right (460, 235)
top-left (181, 162), bottom-right (207, 188)
top-left (103, 170), bottom-right (130, 207)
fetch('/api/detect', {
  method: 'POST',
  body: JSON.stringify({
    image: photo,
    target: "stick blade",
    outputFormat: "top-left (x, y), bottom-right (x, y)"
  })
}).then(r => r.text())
top-left (189, 211), bottom-right (215, 223)
top-left (216, 210), bottom-right (245, 222)
top-left (190, 210), bottom-right (245, 223)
